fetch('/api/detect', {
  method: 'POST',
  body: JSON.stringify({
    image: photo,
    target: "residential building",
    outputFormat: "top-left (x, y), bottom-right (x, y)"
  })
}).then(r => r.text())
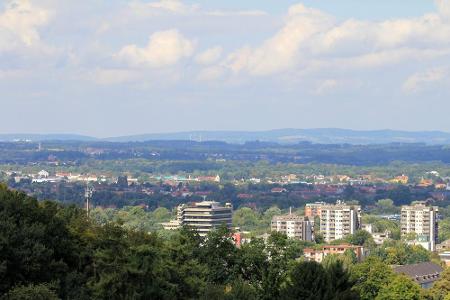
top-left (305, 202), bottom-right (326, 218)
top-left (271, 187), bottom-right (287, 193)
top-left (362, 223), bottom-right (391, 245)
top-left (37, 170), bottom-right (49, 178)
top-left (401, 202), bottom-right (438, 251)
top-left (379, 214), bottom-right (401, 221)
top-left (389, 174), bottom-right (409, 184)
top-left (417, 178), bottom-right (434, 188)
top-left (438, 252), bottom-right (450, 267)
top-left (436, 239), bottom-right (450, 252)
top-left (196, 175), bottom-right (220, 183)
top-left (371, 231), bottom-right (391, 245)
top-left (435, 183), bottom-right (447, 190)
top-left (178, 201), bottom-right (233, 236)
top-left (393, 262), bottom-right (443, 289)
top-left (361, 223), bottom-right (373, 233)
top-left (319, 201), bottom-right (361, 243)
top-left (303, 244), bottom-right (365, 263)
top-left (271, 213), bottom-right (313, 241)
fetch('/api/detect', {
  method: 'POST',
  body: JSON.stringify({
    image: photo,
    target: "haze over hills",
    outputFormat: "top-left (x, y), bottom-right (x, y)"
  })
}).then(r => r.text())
top-left (2, 128), bottom-right (450, 145)
top-left (0, 133), bottom-right (97, 142)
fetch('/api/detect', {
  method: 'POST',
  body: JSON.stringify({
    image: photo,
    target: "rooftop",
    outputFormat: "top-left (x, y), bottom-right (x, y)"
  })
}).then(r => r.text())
top-left (393, 262), bottom-right (443, 285)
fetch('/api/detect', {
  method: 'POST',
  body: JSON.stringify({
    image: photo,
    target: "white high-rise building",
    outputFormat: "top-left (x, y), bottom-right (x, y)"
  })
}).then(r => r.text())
top-left (401, 202), bottom-right (438, 251)
top-left (319, 201), bottom-right (361, 243)
top-left (178, 201), bottom-right (233, 236)
top-left (271, 213), bottom-right (313, 241)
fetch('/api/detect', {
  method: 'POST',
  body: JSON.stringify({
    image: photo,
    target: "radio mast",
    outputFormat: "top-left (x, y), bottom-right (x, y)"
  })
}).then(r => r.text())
top-left (84, 184), bottom-right (94, 217)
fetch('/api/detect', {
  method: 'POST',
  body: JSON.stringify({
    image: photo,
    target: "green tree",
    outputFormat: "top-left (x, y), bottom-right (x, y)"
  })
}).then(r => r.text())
top-left (438, 218), bottom-right (450, 242)
top-left (315, 232), bottom-right (325, 244)
top-left (260, 232), bottom-right (294, 300)
top-left (372, 240), bottom-right (430, 265)
top-left (151, 207), bottom-right (171, 222)
top-left (351, 256), bottom-right (395, 300)
top-left (0, 185), bottom-right (83, 298)
top-left (262, 206), bottom-right (282, 225)
top-left (346, 230), bottom-right (375, 247)
top-left (430, 267), bottom-right (450, 300)
top-left (361, 215), bottom-right (400, 240)
top-left (116, 176), bottom-right (128, 189)
top-left (375, 199), bottom-right (399, 214)
top-left (282, 261), bottom-right (329, 300)
top-left (163, 227), bottom-right (208, 299)
top-left (233, 207), bottom-right (261, 231)
top-left (282, 260), bottom-right (357, 300)
top-left (343, 185), bottom-right (355, 200)
top-left (88, 224), bottom-right (172, 299)
top-left (322, 251), bottom-right (357, 271)
top-left (314, 216), bottom-right (321, 234)
top-left (4, 283), bottom-right (59, 300)
top-left (375, 275), bottom-right (423, 300)
top-left (326, 260), bottom-right (359, 300)
top-left (226, 280), bottom-right (259, 300)
top-left (200, 226), bottom-right (238, 285)
top-left (236, 238), bottom-right (267, 287)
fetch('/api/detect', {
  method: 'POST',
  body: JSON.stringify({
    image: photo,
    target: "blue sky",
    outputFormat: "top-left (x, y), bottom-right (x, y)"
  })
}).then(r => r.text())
top-left (1, 0), bottom-right (450, 137)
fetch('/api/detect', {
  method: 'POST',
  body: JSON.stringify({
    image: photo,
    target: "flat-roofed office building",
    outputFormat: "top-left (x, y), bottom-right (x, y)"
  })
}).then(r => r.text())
top-left (178, 201), bottom-right (233, 236)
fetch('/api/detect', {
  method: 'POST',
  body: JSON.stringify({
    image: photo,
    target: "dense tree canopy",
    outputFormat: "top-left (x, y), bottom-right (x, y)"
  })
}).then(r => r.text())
top-left (0, 184), bottom-right (443, 299)
top-left (375, 275), bottom-right (423, 300)
top-left (430, 267), bottom-right (450, 300)
top-left (351, 256), bottom-right (395, 300)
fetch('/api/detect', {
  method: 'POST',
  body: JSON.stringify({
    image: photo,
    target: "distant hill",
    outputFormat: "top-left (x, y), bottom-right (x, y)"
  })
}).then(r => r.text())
top-left (106, 128), bottom-right (450, 145)
top-left (2, 129), bottom-right (450, 145)
top-left (0, 134), bottom-right (96, 142)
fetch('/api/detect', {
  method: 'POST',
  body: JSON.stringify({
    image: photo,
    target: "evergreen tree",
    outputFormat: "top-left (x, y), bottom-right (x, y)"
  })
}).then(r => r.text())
top-left (326, 260), bottom-right (359, 300)
top-left (282, 261), bottom-right (329, 300)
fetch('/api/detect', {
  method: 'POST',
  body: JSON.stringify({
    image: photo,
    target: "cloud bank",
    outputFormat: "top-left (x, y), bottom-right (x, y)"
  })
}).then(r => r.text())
top-left (1, 0), bottom-right (450, 135)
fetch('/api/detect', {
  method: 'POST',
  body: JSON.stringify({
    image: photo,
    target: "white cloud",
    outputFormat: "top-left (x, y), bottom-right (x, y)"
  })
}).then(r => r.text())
top-left (225, 4), bottom-right (334, 76)
top-left (403, 68), bottom-right (448, 93)
top-left (129, 0), bottom-right (198, 16)
top-left (195, 46), bottom-right (222, 65)
top-left (221, 2), bottom-right (450, 78)
top-left (436, 0), bottom-right (450, 18)
top-left (116, 29), bottom-right (195, 67)
top-left (329, 48), bottom-right (450, 70)
top-left (4, 0), bottom-right (450, 134)
top-left (128, 0), bottom-right (266, 18)
top-left (322, 14), bottom-right (450, 52)
top-left (206, 10), bottom-right (266, 17)
top-left (0, 0), bottom-right (50, 51)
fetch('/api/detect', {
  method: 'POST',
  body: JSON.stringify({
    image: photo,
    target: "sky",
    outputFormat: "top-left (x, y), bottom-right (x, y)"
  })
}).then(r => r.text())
top-left (1, 0), bottom-right (450, 137)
